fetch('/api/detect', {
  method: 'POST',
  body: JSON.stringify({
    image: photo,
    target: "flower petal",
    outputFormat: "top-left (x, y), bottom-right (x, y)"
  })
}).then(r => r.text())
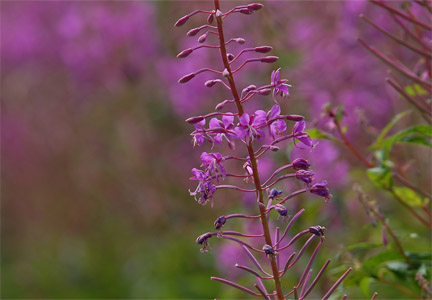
top-left (239, 113), bottom-right (250, 126)
top-left (222, 115), bottom-right (234, 128)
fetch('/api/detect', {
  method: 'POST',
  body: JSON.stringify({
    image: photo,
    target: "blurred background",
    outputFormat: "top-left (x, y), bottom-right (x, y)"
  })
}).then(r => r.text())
top-left (2, 1), bottom-right (430, 299)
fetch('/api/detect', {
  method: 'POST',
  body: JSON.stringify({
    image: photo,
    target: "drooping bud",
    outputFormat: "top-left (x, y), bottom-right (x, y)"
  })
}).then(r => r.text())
top-left (262, 244), bottom-right (276, 257)
top-left (255, 46), bottom-right (272, 53)
top-left (292, 158), bottom-right (310, 171)
top-left (187, 27), bottom-right (201, 36)
top-left (234, 38), bottom-right (245, 44)
top-left (196, 232), bottom-right (213, 253)
top-left (198, 34), bottom-right (207, 43)
top-left (242, 85), bottom-right (256, 94)
top-left (296, 170), bottom-right (314, 184)
top-left (261, 56), bottom-right (279, 63)
top-left (309, 225), bottom-right (326, 241)
top-left (178, 73), bottom-right (195, 83)
top-left (205, 80), bottom-right (217, 87)
top-left (248, 3), bottom-right (264, 11)
top-left (310, 181), bottom-right (333, 200)
top-left (227, 53), bottom-right (234, 61)
top-left (174, 15), bottom-right (189, 27)
top-left (215, 100), bottom-right (231, 110)
top-left (177, 48), bottom-right (193, 58)
top-left (222, 68), bottom-right (230, 77)
top-left (274, 204), bottom-right (288, 217)
top-left (258, 88), bottom-right (271, 96)
top-left (269, 188), bottom-right (283, 198)
top-left (207, 11), bottom-right (214, 24)
top-left (214, 216), bottom-right (226, 230)
top-left (186, 116), bottom-right (205, 124)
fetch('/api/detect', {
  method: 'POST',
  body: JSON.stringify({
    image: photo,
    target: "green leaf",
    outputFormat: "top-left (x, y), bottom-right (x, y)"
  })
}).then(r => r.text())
top-left (363, 249), bottom-right (404, 276)
top-left (306, 128), bottom-right (341, 144)
top-left (367, 167), bottom-right (393, 189)
top-left (371, 110), bottom-right (411, 150)
top-left (405, 85), bottom-right (416, 97)
top-left (414, 84), bottom-right (428, 95)
top-left (393, 187), bottom-right (423, 207)
top-left (360, 277), bottom-right (374, 298)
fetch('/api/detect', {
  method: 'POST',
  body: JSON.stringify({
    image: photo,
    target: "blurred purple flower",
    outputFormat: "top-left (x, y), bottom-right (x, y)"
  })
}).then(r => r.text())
top-left (234, 110), bottom-right (266, 142)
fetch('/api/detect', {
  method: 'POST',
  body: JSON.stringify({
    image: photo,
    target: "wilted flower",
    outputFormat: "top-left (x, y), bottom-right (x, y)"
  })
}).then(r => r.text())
top-left (214, 216), bottom-right (227, 230)
top-left (309, 225), bottom-right (327, 241)
top-left (310, 180), bottom-right (332, 200)
top-left (293, 120), bottom-right (314, 148)
top-left (196, 232), bottom-right (213, 253)
top-left (295, 170), bottom-right (315, 185)
top-left (201, 152), bottom-right (226, 180)
top-left (292, 158), bottom-right (310, 170)
top-left (190, 168), bottom-right (216, 206)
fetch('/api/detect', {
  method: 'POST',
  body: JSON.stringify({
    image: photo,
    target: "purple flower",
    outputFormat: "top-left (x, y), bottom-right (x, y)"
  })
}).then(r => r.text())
top-left (292, 158), bottom-right (310, 170)
top-left (196, 232), bottom-right (213, 253)
top-left (310, 180), bottom-right (333, 201)
top-left (295, 170), bottom-right (315, 185)
top-left (234, 110), bottom-right (266, 142)
top-left (209, 115), bottom-right (236, 148)
top-left (192, 119), bottom-right (207, 147)
top-left (271, 68), bottom-right (291, 102)
top-left (200, 152), bottom-right (225, 181)
top-left (293, 120), bottom-right (314, 148)
top-left (266, 104), bottom-right (287, 139)
top-left (190, 168), bottom-right (216, 206)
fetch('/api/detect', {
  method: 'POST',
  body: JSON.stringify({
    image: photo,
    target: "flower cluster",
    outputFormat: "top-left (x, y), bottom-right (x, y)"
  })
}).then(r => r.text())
top-left (175, 2), bottom-right (349, 299)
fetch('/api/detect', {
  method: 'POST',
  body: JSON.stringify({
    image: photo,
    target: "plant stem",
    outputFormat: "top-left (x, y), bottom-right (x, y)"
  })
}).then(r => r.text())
top-left (213, 1), bottom-right (284, 298)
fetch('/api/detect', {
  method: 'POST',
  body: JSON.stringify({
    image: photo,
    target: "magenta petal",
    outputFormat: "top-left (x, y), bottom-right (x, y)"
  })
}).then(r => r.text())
top-left (209, 118), bottom-right (220, 129)
top-left (222, 115), bottom-right (234, 128)
top-left (293, 120), bottom-right (306, 133)
top-left (235, 127), bottom-right (247, 139)
top-left (278, 85), bottom-right (289, 95)
top-left (200, 152), bottom-right (212, 164)
top-left (269, 104), bottom-right (281, 119)
top-left (274, 120), bottom-right (286, 132)
top-left (253, 110), bottom-right (267, 126)
top-left (239, 113), bottom-right (250, 126)
top-left (213, 135), bottom-right (222, 144)
top-left (298, 136), bottom-right (313, 147)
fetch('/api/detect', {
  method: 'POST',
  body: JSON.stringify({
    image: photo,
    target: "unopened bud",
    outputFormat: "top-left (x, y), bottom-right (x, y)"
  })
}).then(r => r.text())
top-left (178, 73), bottom-right (195, 83)
top-left (214, 216), bottom-right (226, 230)
top-left (187, 27), bottom-right (200, 36)
top-left (258, 88), bottom-right (271, 96)
top-left (255, 46), bottom-right (272, 53)
top-left (284, 115), bottom-right (304, 121)
top-left (269, 146), bottom-right (279, 151)
top-left (227, 53), bottom-right (234, 61)
top-left (215, 100), bottom-right (230, 110)
top-left (239, 8), bottom-right (253, 15)
top-left (243, 85), bottom-right (256, 94)
top-left (248, 3), bottom-right (264, 11)
top-left (261, 56), bottom-right (279, 63)
top-left (186, 116), bottom-right (204, 124)
top-left (177, 48), bottom-right (193, 58)
top-left (222, 68), bottom-right (230, 77)
top-left (292, 158), bottom-right (310, 171)
top-left (235, 38), bottom-right (245, 44)
top-left (207, 12), bottom-right (214, 24)
top-left (215, 9), bottom-right (223, 19)
top-left (205, 80), bottom-right (217, 87)
top-left (174, 15), bottom-right (189, 27)
top-left (198, 34), bottom-right (207, 43)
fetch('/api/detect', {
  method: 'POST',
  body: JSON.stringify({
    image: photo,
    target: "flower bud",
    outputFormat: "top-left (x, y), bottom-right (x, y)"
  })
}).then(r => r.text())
top-left (177, 48), bottom-right (193, 58)
top-left (261, 56), bottom-right (279, 63)
top-left (269, 188), bottom-right (283, 198)
top-left (269, 146), bottom-right (279, 151)
top-left (186, 116), bottom-right (205, 124)
top-left (255, 46), bottom-right (272, 53)
top-left (248, 3), bottom-right (264, 11)
top-left (207, 12), bottom-right (214, 24)
top-left (215, 100), bottom-right (231, 110)
top-left (187, 27), bottom-right (201, 36)
top-left (310, 181), bottom-right (333, 200)
top-left (309, 225), bottom-right (326, 240)
top-left (296, 170), bottom-right (314, 184)
top-left (222, 68), bottom-right (230, 77)
top-left (274, 204), bottom-right (288, 217)
top-left (292, 158), bottom-right (310, 171)
top-left (258, 88), bottom-right (271, 96)
top-left (242, 85), bottom-right (256, 94)
top-left (205, 80), bottom-right (217, 87)
top-left (235, 38), bottom-right (246, 44)
top-left (284, 115), bottom-right (304, 121)
top-left (178, 73), bottom-right (195, 83)
top-left (262, 244), bottom-right (276, 257)
top-left (174, 15), bottom-right (189, 27)
top-left (227, 53), bottom-right (234, 61)
top-left (215, 9), bottom-right (223, 19)
top-left (214, 216), bottom-right (226, 230)
top-left (198, 34), bottom-right (207, 43)
top-left (239, 8), bottom-right (253, 15)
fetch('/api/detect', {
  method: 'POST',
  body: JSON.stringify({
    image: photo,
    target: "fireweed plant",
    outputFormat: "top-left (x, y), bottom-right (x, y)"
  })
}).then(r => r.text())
top-left (174, 2), bottom-right (356, 299)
